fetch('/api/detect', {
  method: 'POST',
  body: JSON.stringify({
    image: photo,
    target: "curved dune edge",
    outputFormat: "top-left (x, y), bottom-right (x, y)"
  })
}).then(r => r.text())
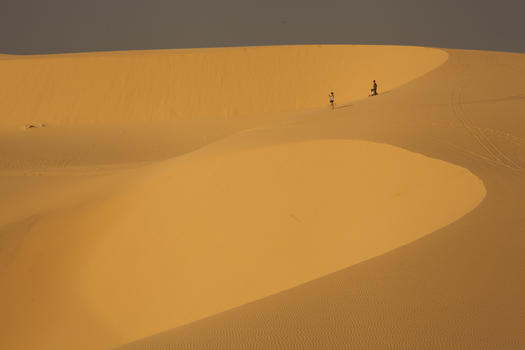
top-left (1, 138), bottom-right (485, 350)
top-left (0, 45), bottom-right (449, 170)
top-left (86, 140), bottom-right (485, 348)
top-left (0, 45), bottom-right (448, 126)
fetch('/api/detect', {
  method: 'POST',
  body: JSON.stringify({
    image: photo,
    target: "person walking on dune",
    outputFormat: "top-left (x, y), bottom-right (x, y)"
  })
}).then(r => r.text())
top-left (329, 92), bottom-right (335, 109)
top-left (370, 80), bottom-right (378, 96)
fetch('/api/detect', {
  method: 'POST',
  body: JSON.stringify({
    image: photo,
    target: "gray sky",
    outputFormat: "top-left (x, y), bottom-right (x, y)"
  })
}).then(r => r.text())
top-left (2, 0), bottom-right (524, 54)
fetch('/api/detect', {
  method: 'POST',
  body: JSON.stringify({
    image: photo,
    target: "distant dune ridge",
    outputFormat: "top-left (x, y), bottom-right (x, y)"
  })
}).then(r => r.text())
top-left (0, 44), bottom-right (524, 350)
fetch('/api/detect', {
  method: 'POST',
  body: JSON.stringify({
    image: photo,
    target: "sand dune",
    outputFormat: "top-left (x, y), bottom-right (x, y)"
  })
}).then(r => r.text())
top-left (1, 139), bottom-right (484, 350)
top-left (0, 45), bottom-right (446, 169)
top-left (1, 45), bottom-right (523, 350)
top-left (0, 45), bottom-right (446, 126)
top-left (117, 49), bottom-right (525, 349)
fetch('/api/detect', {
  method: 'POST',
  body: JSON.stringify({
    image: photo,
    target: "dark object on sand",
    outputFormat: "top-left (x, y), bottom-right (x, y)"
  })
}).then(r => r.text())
top-left (370, 80), bottom-right (378, 96)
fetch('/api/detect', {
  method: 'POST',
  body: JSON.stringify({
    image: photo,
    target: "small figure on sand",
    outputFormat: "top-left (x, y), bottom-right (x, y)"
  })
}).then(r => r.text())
top-left (370, 80), bottom-right (378, 96)
top-left (329, 92), bottom-right (335, 109)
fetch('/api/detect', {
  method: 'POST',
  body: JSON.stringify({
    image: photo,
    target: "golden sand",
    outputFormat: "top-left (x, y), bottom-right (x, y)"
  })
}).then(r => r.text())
top-left (2, 46), bottom-right (523, 349)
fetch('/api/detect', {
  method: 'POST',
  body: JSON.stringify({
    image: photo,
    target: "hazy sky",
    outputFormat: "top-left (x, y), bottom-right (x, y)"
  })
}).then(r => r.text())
top-left (2, 0), bottom-right (524, 54)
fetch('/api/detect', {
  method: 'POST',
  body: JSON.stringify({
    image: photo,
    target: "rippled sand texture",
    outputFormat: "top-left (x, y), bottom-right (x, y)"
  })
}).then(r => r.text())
top-left (1, 46), bottom-right (523, 349)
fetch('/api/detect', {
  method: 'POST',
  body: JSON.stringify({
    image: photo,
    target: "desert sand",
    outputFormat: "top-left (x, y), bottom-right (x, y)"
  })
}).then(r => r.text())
top-left (0, 45), bottom-right (523, 349)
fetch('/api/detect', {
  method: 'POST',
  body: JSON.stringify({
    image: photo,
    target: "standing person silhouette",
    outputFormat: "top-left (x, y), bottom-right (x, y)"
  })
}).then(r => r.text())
top-left (329, 92), bottom-right (335, 109)
top-left (371, 80), bottom-right (378, 96)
